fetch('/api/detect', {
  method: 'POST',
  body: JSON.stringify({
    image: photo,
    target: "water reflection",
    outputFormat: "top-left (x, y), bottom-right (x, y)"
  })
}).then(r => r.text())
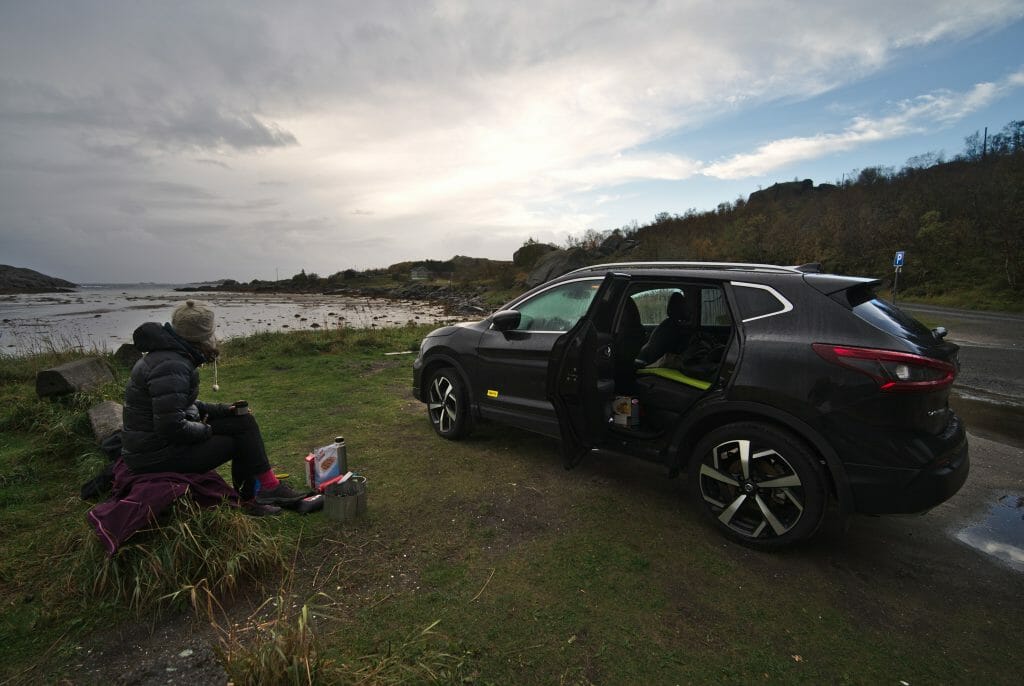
top-left (956, 493), bottom-right (1024, 572)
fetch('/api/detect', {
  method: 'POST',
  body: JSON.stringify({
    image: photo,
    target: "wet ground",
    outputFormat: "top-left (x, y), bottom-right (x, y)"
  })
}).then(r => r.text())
top-left (900, 304), bottom-right (1024, 574)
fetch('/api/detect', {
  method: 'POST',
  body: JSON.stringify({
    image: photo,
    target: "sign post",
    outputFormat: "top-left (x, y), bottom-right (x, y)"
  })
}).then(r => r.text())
top-left (892, 251), bottom-right (905, 304)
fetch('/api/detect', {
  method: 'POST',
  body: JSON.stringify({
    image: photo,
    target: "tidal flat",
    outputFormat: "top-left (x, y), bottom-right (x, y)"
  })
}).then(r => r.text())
top-left (0, 285), bottom-right (454, 356)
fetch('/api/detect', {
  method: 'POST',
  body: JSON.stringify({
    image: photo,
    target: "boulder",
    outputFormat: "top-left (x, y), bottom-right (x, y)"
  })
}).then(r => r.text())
top-left (598, 232), bottom-right (625, 255)
top-left (88, 401), bottom-right (123, 442)
top-left (35, 357), bottom-right (114, 397)
top-left (114, 343), bottom-right (143, 368)
top-left (513, 242), bottom-right (559, 269)
top-left (598, 233), bottom-right (640, 257)
top-left (526, 248), bottom-right (591, 287)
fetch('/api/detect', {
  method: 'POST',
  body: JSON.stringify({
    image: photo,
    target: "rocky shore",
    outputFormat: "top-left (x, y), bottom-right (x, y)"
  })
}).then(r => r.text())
top-left (177, 281), bottom-right (491, 316)
top-left (356, 282), bottom-right (490, 315)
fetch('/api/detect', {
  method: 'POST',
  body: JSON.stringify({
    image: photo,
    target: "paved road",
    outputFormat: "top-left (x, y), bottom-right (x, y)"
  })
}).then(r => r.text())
top-left (898, 304), bottom-right (1024, 449)
top-left (901, 303), bottom-right (1024, 406)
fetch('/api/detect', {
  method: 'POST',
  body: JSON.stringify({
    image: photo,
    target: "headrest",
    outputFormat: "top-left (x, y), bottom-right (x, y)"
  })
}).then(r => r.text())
top-left (667, 292), bottom-right (688, 322)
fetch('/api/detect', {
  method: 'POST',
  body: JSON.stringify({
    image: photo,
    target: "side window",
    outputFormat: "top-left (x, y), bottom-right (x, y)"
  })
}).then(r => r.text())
top-left (514, 279), bottom-right (602, 332)
top-left (730, 282), bottom-right (791, 323)
top-left (630, 288), bottom-right (684, 326)
top-left (701, 287), bottom-right (733, 326)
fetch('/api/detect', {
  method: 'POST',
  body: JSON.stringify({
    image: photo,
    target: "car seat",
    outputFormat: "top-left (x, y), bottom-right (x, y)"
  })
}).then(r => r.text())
top-left (638, 292), bottom-right (692, 365)
top-left (613, 297), bottom-right (646, 391)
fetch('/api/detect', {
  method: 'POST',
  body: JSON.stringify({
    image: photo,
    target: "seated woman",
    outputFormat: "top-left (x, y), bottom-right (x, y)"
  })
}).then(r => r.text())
top-left (121, 300), bottom-right (305, 515)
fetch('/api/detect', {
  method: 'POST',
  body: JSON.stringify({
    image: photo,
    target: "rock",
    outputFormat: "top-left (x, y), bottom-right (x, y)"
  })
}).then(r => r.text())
top-left (526, 248), bottom-right (591, 287)
top-left (747, 179), bottom-right (815, 204)
top-left (114, 343), bottom-right (142, 368)
top-left (0, 264), bottom-right (77, 294)
top-left (88, 401), bottom-right (123, 442)
top-left (513, 242), bottom-right (559, 269)
top-left (35, 357), bottom-right (114, 397)
top-left (598, 232), bottom-right (626, 255)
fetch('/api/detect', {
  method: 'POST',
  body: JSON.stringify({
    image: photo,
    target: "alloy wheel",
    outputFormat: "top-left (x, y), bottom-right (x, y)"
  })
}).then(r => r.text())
top-left (428, 374), bottom-right (459, 434)
top-left (697, 438), bottom-right (806, 539)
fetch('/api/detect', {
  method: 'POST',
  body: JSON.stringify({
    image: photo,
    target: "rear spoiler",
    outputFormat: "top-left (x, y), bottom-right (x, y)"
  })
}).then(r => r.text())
top-left (802, 273), bottom-right (882, 296)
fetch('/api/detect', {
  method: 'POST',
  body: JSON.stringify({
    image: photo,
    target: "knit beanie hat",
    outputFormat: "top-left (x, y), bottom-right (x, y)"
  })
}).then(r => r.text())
top-left (171, 299), bottom-right (217, 347)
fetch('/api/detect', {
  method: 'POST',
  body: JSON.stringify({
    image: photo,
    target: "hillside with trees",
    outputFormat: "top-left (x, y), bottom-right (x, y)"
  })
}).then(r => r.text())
top-left (534, 119), bottom-right (1022, 310)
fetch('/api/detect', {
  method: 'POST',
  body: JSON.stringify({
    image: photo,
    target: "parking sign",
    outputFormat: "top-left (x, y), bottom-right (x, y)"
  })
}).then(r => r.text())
top-left (894, 251), bottom-right (905, 267)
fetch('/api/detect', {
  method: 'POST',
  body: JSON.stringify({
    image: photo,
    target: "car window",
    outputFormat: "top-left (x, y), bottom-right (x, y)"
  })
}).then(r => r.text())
top-left (631, 288), bottom-right (683, 326)
top-left (701, 287), bottom-right (732, 326)
top-left (514, 279), bottom-right (602, 332)
top-left (730, 283), bottom-right (787, 322)
top-left (851, 295), bottom-right (935, 343)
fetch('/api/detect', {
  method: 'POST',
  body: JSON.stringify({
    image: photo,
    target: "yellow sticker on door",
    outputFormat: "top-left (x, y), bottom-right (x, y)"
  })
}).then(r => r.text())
top-left (487, 389), bottom-right (499, 398)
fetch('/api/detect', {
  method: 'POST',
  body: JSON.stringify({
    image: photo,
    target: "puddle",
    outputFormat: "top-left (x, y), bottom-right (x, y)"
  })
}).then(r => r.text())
top-left (955, 493), bottom-right (1024, 572)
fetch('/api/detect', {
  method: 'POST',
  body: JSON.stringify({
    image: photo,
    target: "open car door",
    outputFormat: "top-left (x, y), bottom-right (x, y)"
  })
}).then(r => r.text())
top-left (547, 272), bottom-right (631, 468)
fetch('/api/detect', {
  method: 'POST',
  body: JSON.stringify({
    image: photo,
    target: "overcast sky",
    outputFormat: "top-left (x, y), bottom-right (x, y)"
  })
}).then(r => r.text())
top-left (2, 1), bottom-right (1023, 284)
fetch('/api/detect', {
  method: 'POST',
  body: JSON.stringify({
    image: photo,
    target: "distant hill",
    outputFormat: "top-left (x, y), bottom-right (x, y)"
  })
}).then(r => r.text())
top-left (523, 119), bottom-right (1024, 311)
top-left (0, 265), bottom-right (77, 293)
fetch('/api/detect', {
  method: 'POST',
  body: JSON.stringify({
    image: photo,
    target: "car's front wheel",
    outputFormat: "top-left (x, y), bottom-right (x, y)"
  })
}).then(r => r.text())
top-left (688, 422), bottom-right (827, 549)
top-left (426, 367), bottom-right (471, 439)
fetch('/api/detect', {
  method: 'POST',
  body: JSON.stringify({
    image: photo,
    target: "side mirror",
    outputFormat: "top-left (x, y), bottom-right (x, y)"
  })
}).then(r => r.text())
top-left (932, 326), bottom-right (948, 340)
top-left (490, 310), bottom-right (521, 332)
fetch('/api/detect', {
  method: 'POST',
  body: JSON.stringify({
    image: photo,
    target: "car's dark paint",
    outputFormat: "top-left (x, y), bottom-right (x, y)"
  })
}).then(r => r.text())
top-left (413, 262), bottom-right (969, 545)
top-left (547, 273), bottom-right (629, 460)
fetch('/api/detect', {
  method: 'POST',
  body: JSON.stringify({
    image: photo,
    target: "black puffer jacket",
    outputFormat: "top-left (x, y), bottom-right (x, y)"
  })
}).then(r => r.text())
top-left (121, 322), bottom-right (229, 471)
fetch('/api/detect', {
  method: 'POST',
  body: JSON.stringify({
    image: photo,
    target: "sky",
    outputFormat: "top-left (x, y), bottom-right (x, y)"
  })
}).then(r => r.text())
top-left (1, 1), bottom-right (1023, 284)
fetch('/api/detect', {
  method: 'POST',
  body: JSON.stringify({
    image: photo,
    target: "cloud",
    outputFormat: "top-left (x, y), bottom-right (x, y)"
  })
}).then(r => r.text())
top-left (0, 80), bottom-right (297, 153)
top-left (1, 1), bottom-right (1022, 280)
top-left (141, 101), bottom-right (298, 151)
top-left (702, 70), bottom-right (1024, 179)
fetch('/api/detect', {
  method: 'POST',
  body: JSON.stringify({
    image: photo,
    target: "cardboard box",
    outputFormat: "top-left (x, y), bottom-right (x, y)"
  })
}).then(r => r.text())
top-left (612, 395), bottom-right (640, 427)
top-left (305, 442), bottom-right (343, 489)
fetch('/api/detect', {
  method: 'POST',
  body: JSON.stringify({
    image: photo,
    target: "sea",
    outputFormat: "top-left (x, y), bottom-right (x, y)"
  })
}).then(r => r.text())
top-left (0, 284), bottom-right (454, 357)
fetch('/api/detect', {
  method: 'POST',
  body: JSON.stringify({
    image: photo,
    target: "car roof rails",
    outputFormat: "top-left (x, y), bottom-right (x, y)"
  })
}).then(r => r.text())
top-left (791, 262), bottom-right (822, 273)
top-left (567, 261), bottom-right (807, 275)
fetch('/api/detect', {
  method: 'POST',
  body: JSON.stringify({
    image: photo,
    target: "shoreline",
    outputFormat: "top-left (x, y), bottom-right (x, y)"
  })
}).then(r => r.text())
top-left (0, 288), bottom-right (458, 358)
top-left (174, 281), bottom-right (492, 316)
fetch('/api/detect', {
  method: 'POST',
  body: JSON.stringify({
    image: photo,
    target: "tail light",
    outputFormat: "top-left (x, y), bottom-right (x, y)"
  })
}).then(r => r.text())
top-left (812, 344), bottom-right (956, 392)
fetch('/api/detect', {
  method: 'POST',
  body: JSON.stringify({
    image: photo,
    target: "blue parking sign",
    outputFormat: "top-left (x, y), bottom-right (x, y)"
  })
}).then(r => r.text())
top-left (894, 251), bottom-right (905, 267)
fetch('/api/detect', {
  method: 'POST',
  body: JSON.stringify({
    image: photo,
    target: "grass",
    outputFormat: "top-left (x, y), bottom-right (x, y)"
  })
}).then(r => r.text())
top-left (62, 498), bottom-right (287, 612)
top-left (880, 286), bottom-right (1024, 313)
top-left (1, 324), bottom-right (1021, 684)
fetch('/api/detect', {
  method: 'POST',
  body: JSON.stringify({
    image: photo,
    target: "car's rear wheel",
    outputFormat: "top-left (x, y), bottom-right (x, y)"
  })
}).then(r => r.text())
top-left (688, 422), bottom-right (827, 549)
top-left (426, 367), bottom-right (470, 439)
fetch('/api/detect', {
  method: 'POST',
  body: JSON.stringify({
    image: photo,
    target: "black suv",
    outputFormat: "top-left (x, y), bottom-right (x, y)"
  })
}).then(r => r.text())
top-left (412, 262), bottom-right (969, 548)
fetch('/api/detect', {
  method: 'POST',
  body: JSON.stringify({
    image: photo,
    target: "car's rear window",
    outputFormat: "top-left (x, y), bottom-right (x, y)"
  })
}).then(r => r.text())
top-left (848, 287), bottom-right (934, 342)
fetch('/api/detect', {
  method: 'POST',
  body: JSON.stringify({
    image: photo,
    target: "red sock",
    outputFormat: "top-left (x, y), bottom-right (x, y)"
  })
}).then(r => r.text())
top-left (257, 469), bottom-right (280, 491)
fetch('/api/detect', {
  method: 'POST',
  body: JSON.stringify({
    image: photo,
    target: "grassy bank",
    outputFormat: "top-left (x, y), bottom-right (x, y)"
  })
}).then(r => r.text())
top-left (0, 326), bottom-right (1018, 683)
